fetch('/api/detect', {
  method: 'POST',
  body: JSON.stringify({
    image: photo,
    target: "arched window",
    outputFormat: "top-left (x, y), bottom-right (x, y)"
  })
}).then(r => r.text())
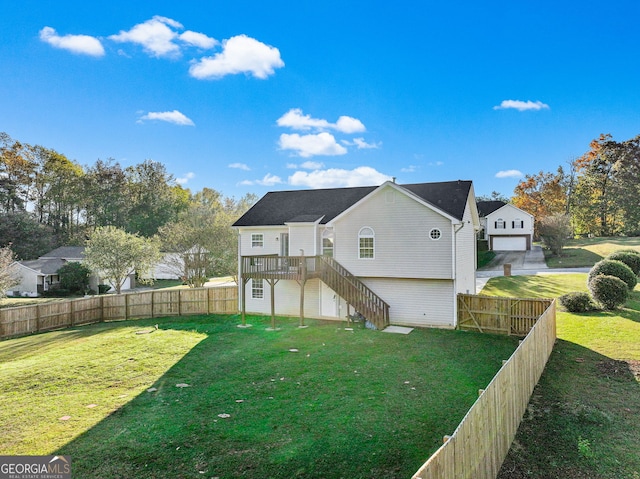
top-left (495, 218), bottom-right (505, 229)
top-left (358, 227), bottom-right (375, 259)
top-left (512, 218), bottom-right (524, 229)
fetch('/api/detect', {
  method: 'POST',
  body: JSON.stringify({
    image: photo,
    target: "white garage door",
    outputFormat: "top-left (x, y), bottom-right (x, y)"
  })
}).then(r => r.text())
top-left (493, 236), bottom-right (527, 251)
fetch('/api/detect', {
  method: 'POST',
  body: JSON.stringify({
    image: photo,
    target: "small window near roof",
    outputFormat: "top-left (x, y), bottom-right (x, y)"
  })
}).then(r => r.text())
top-left (251, 233), bottom-right (264, 248)
top-left (495, 218), bottom-right (505, 229)
top-left (512, 218), bottom-right (524, 229)
top-left (358, 227), bottom-right (375, 259)
top-left (430, 228), bottom-right (441, 240)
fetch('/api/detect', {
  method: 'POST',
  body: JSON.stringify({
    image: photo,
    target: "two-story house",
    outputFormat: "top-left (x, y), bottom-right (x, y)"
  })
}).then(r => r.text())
top-left (232, 180), bottom-right (479, 329)
top-left (477, 201), bottom-right (534, 251)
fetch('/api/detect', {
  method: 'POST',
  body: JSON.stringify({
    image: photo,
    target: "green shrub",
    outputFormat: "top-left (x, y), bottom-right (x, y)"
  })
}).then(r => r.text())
top-left (588, 259), bottom-right (637, 291)
top-left (588, 274), bottom-right (629, 310)
top-left (607, 250), bottom-right (640, 275)
top-left (98, 284), bottom-right (111, 294)
top-left (559, 292), bottom-right (596, 312)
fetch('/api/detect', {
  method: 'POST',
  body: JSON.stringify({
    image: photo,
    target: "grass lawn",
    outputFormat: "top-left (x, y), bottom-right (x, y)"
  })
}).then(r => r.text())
top-left (482, 275), bottom-right (640, 479)
top-left (0, 315), bottom-right (517, 479)
top-left (545, 236), bottom-right (640, 268)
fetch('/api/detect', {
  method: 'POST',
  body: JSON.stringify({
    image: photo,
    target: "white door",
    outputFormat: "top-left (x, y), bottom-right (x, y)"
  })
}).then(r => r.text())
top-left (320, 282), bottom-right (339, 318)
top-left (493, 236), bottom-right (527, 251)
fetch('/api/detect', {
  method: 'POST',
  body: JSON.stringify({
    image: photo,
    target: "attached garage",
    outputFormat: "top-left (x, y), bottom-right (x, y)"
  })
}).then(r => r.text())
top-left (492, 236), bottom-right (528, 251)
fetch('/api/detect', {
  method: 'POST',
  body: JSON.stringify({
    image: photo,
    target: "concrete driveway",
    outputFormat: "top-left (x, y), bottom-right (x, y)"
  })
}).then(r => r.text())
top-left (479, 245), bottom-right (548, 272)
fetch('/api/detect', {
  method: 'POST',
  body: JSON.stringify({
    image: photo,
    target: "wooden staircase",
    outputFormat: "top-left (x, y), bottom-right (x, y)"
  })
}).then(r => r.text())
top-left (317, 256), bottom-right (390, 330)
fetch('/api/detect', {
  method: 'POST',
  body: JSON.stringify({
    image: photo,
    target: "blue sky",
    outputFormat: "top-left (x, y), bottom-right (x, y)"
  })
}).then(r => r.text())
top-left (2, 1), bottom-right (639, 199)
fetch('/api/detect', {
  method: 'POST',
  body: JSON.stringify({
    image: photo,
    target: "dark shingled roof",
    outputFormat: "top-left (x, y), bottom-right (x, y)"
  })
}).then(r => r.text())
top-left (40, 246), bottom-right (86, 259)
top-left (19, 258), bottom-right (68, 275)
top-left (233, 180), bottom-right (472, 227)
top-left (476, 200), bottom-right (506, 217)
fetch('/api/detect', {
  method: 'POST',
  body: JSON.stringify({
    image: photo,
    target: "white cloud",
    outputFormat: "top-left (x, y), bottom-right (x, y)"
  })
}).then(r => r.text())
top-left (108, 16), bottom-right (217, 58)
top-left (109, 16), bottom-right (183, 58)
top-left (289, 166), bottom-right (392, 189)
top-left (495, 169), bottom-right (523, 178)
top-left (179, 30), bottom-right (218, 49)
top-left (278, 133), bottom-right (347, 158)
top-left (240, 173), bottom-right (283, 186)
top-left (229, 162), bottom-right (250, 171)
top-left (300, 161), bottom-right (325, 170)
top-left (343, 137), bottom-right (381, 149)
top-left (493, 100), bottom-right (550, 111)
top-left (277, 109), bottom-right (365, 134)
top-left (138, 110), bottom-right (195, 126)
top-left (189, 34), bottom-right (284, 79)
top-left (428, 161), bottom-right (444, 167)
top-left (39, 26), bottom-right (105, 57)
top-left (176, 172), bottom-right (195, 185)
top-left (401, 165), bottom-right (418, 173)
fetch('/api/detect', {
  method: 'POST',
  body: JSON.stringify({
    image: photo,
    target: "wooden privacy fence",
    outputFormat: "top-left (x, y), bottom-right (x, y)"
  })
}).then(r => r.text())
top-left (457, 293), bottom-right (553, 336)
top-left (412, 299), bottom-right (556, 479)
top-left (0, 286), bottom-right (238, 340)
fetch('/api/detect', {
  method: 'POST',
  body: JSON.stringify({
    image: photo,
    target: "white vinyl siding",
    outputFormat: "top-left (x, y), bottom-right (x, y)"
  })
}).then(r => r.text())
top-left (455, 195), bottom-right (477, 295)
top-left (333, 185), bottom-right (453, 279)
top-left (287, 223), bottom-right (318, 256)
top-left (244, 278), bottom-right (322, 318)
top-left (238, 227), bottom-right (287, 257)
top-left (363, 277), bottom-right (455, 328)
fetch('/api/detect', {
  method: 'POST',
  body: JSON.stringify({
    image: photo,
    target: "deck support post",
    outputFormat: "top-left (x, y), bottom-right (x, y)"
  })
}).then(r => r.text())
top-left (266, 278), bottom-right (280, 330)
top-left (298, 253), bottom-right (308, 328)
top-left (238, 273), bottom-right (252, 328)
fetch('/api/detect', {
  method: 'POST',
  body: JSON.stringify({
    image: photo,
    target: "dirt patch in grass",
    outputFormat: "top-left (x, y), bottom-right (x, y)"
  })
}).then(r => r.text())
top-left (596, 359), bottom-right (640, 381)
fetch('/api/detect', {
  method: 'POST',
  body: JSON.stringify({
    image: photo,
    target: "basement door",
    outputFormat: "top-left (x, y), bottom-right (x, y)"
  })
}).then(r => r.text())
top-left (320, 282), bottom-right (339, 318)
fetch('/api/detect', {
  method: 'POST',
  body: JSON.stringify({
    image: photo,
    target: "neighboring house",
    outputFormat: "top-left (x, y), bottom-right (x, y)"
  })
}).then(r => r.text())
top-left (477, 201), bottom-right (534, 251)
top-left (232, 180), bottom-right (479, 329)
top-left (8, 246), bottom-right (133, 296)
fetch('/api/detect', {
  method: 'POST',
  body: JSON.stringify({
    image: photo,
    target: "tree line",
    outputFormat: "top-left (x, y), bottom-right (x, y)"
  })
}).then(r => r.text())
top-left (0, 132), bottom-right (257, 288)
top-left (510, 133), bottom-right (640, 238)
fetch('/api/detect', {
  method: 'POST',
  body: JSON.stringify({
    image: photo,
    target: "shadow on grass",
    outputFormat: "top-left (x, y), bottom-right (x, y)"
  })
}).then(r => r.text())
top-left (499, 339), bottom-right (640, 479)
top-left (52, 315), bottom-right (518, 479)
top-left (545, 247), bottom-right (603, 268)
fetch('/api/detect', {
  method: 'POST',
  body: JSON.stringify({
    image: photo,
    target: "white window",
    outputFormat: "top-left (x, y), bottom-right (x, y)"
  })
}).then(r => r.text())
top-left (322, 228), bottom-right (334, 257)
top-left (429, 228), bottom-right (442, 240)
top-left (358, 227), bottom-right (375, 259)
top-left (251, 234), bottom-right (264, 248)
top-left (251, 279), bottom-right (264, 299)
top-left (512, 219), bottom-right (524, 229)
top-left (495, 218), bottom-right (505, 229)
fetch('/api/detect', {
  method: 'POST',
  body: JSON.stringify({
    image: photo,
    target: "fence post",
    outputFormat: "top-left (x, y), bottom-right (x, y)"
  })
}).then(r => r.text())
top-left (100, 295), bottom-right (104, 322)
top-left (151, 290), bottom-right (155, 318)
top-left (70, 300), bottom-right (75, 327)
top-left (124, 294), bottom-right (129, 320)
top-left (35, 304), bottom-right (41, 333)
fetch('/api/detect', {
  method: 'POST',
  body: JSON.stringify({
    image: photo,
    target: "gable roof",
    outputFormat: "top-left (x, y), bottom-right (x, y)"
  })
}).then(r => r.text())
top-left (476, 200), bottom-right (506, 217)
top-left (18, 258), bottom-right (67, 275)
top-left (233, 180), bottom-right (473, 227)
top-left (40, 246), bottom-right (86, 260)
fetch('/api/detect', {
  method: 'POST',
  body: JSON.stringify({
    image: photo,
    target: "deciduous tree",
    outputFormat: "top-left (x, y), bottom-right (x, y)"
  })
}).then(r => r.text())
top-left (0, 245), bottom-right (19, 298)
top-left (84, 226), bottom-right (160, 294)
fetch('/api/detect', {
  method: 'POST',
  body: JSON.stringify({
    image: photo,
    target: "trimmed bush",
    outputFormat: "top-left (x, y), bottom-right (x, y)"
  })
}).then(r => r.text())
top-left (607, 250), bottom-right (640, 275)
top-left (588, 274), bottom-right (629, 310)
top-left (559, 292), bottom-right (596, 312)
top-left (588, 259), bottom-right (637, 291)
top-left (98, 284), bottom-right (111, 294)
